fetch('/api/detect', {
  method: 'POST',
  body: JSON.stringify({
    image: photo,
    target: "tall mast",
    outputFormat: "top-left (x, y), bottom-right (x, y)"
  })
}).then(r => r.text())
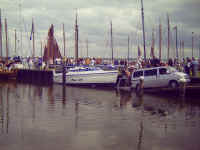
top-left (199, 36), bottom-right (200, 59)
top-left (86, 38), bottom-right (88, 57)
top-left (15, 29), bottom-right (17, 56)
top-left (74, 9), bottom-right (79, 63)
top-left (19, 1), bottom-right (22, 56)
top-left (5, 18), bottom-right (8, 61)
top-left (40, 40), bottom-right (42, 57)
top-left (192, 32), bottom-right (194, 58)
top-left (63, 23), bottom-right (66, 57)
top-left (141, 0), bottom-right (146, 62)
top-left (110, 21), bottom-right (113, 63)
top-left (32, 18), bottom-right (35, 57)
top-left (174, 26), bottom-right (178, 60)
top-left (180, 40), bottom-right (182, 60)
top-left (167, 14), bottom-right (170, 60)
top-left (128, 35), bottom-right (130, 63)
top-left (182, 41), bottom-right (184, 59)
top-left (0, 8), bottom-right (2, 57)
top-left (151, 28), bottom-right (155, 58)
top-left (159, 20), bottom-right (162, 60)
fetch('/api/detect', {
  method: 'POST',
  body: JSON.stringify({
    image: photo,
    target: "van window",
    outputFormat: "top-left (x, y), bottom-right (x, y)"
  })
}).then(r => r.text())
top-left (159, 68), bottom-right (167, 75)
top-left (144, 69), bottom-right (157, 76)
top-left (133, 71), bottom-right (143, 78)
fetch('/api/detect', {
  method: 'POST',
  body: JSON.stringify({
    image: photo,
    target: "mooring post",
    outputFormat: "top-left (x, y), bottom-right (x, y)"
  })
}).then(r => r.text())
top-left (62, 63), bottom-right (66, 85)
top-left (179, 78), bottom-right (186, 97)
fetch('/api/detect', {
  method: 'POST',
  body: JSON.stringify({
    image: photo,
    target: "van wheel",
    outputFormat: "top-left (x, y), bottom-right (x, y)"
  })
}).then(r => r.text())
top-left (169, 81), bottom-right (178, 89)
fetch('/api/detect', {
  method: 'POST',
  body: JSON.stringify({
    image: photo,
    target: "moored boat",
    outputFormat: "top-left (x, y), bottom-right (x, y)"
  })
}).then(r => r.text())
top-left (53, 66), bottom-right (118, 86)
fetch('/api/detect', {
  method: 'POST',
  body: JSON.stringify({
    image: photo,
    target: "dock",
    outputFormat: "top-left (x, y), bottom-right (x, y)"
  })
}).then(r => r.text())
top-left (16, 69), bottom-right (53, 85)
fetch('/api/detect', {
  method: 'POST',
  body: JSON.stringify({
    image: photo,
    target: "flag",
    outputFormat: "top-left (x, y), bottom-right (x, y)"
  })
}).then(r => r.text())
top-left (30, 19), bottom-right (34, 40)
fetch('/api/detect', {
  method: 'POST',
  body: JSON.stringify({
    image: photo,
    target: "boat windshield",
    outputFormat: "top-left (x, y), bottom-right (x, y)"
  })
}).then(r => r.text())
top-left (69, 67), bottom-right (101, 72)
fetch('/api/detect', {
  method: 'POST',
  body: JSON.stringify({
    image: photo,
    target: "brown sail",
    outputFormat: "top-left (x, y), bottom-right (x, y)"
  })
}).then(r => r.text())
top-left (43, 24), bottom-right (61, 63)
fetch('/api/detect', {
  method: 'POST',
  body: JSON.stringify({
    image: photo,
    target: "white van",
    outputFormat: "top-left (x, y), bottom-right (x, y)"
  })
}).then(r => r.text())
top-left (131, 66), bottom-right (190, 89)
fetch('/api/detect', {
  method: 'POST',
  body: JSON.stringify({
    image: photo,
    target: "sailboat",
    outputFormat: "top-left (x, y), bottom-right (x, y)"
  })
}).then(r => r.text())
top-left (53, 66), bottom-right (118, 86)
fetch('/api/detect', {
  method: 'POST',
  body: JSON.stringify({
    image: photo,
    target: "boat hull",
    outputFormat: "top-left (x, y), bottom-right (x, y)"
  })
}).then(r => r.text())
top-left (54, 70), bottom-right (118, 86)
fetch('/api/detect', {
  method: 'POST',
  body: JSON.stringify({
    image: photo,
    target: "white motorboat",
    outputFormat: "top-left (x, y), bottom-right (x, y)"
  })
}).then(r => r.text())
top-left (53, 66), bottom-right (118, 86)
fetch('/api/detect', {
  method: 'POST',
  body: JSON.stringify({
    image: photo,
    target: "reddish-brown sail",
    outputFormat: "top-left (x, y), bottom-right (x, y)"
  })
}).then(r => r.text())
top-left (43, 24), bottom-right (61, 63)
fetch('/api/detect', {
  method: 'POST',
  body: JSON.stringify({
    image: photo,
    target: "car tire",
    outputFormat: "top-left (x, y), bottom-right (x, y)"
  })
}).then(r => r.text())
top-left (169, 80), bottom-right (179, 89)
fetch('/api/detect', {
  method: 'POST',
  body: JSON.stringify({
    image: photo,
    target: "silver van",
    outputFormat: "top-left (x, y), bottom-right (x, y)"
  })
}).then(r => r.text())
top-left (131, 66), bottom-right (190, 89)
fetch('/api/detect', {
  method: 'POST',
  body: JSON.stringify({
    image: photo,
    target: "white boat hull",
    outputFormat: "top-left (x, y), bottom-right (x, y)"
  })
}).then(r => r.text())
top-left (54, 70), bottom-right (118, 86)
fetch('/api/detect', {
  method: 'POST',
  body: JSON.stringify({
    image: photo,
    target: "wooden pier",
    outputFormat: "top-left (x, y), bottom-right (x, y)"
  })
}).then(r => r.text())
top-left (17, 69), bottom-right (53, 85)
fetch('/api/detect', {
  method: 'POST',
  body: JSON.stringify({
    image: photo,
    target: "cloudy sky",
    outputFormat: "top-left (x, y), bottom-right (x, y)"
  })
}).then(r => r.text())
top-left (1, 0), bottom-right (200, 59)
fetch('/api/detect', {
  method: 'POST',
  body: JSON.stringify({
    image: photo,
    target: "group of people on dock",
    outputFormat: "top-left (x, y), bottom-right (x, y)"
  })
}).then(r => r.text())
top-left (0, 55), bottom-right (199, 78)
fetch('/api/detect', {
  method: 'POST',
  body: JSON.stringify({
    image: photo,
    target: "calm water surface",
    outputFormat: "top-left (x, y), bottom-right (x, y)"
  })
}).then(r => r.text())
top-left (0, 82), bottom-right (200, 150)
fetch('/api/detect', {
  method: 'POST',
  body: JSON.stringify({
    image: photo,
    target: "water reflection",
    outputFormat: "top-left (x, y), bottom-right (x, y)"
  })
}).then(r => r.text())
top-left (0, 87), bottom-right (4, 133)
top-left (115, 89), bottom-right (132, 108)
top-left (0, 82), bottom-right (200, 150)
top-left (62, 85), bottom-right (66, 108)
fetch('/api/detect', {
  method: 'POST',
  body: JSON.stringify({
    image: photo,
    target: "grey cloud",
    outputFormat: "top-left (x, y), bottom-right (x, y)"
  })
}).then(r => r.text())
top-left (1, 0), bottom-right (200, 58)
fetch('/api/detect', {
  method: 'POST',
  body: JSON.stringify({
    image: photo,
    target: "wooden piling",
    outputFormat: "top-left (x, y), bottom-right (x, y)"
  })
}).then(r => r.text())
top-left (62, 64), bottom-right (66, 85)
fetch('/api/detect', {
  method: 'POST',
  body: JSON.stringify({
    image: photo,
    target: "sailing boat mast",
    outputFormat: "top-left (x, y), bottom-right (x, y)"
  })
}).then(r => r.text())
top-left (5, 18), bottom-right (8, 61)
top-left (167, 14), bottom-right (170, 61)
top-left (182, 41), bottom-right (184, 59)
top-left (86, 38), bottom-right (88, 57)
top-left (174, 26), bottom-right (178, 60)
top-left (192, 32), bottom-right (194, 58)
top-left (32, 18), bottom-right (35, 57)
top-left (110, 21), bottom-right (114, 63)
top-left (141, 0), bottom-right (146, 62)
top-left (128, 35), bottom-right (130, 64)
top-left (19, 1), bottom-right (23, 56)
top-left (75, 9), bottom-right (79, 63)
top-left (0, 8), bottom-right (2, 57)
top-left (180, 40), bottom-right (182, 60)
top-left (159, 20), bottom-right (162, 60)
top-left (150, 28), bottom-right (155, 58)
top-left (40, 40), bottom-right (42, 57)
top-left (15, 29), bottom-right (17, 56)
top-left (63, 23), bottom-right (66, 57)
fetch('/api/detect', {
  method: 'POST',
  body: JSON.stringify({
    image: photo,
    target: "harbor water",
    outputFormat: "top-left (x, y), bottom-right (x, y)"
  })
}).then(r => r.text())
top-left (0, 81), bottom-right (200, 150)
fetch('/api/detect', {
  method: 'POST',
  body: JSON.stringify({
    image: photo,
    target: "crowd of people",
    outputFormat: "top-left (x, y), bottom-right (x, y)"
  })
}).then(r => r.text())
top-left (1, 56), bottom-right (199, 77)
